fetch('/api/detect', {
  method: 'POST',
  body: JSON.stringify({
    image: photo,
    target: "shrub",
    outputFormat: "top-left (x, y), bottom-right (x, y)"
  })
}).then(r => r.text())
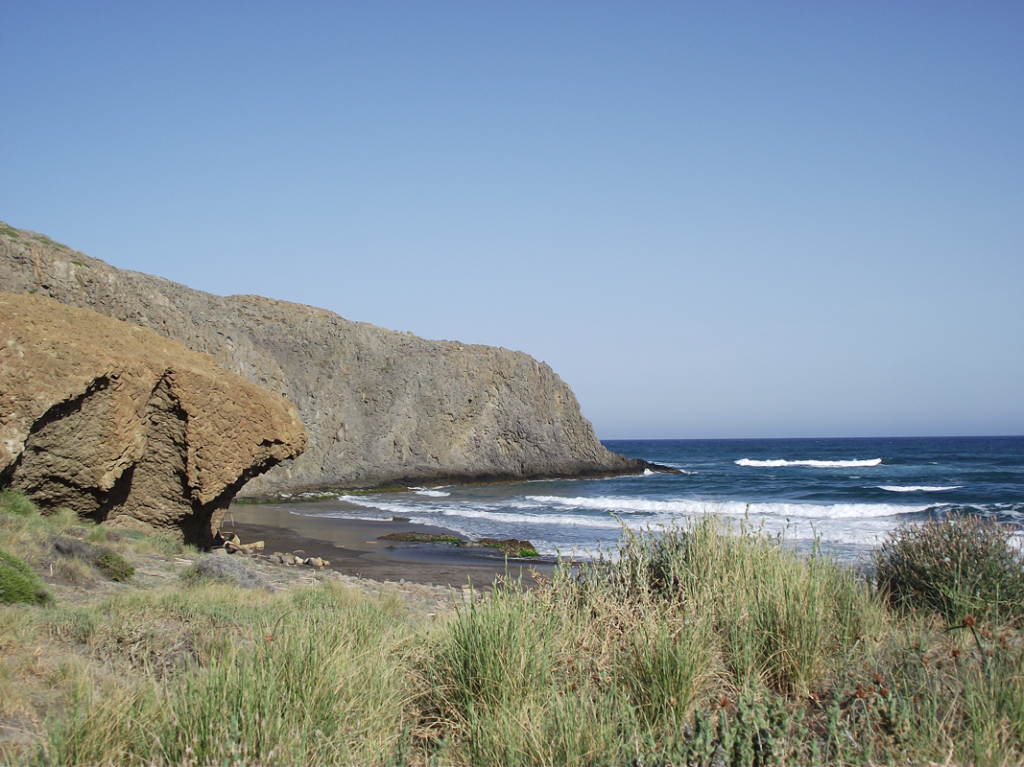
top-left (50, 535), bottom-right (97, 561)
top-left (874, 516), bottom-right (1024, 624)
top-left (180, 555), bottom-right (274, 591)
top-left (0, 547), bottom-right (50, 605)
top-left (93, 552), bottom-right (134, 583)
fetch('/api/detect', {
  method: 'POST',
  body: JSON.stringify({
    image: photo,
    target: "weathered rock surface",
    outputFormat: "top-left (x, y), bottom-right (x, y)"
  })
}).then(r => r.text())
top-left (0, 223), bottom-right (654, 496)
top-left (0, 292), bottom-right (306, 544)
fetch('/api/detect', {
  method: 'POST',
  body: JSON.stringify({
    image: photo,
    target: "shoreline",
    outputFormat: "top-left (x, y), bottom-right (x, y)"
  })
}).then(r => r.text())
top-left (221, 501), bottom-right (557, 590)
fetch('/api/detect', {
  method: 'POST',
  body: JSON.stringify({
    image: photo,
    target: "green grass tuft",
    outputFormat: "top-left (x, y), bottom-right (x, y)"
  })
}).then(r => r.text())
top-left (38, 585), bottom-right (415, 766)
top-left (0, 547), bottom-right (50, 605)
top-left (0, 489), bottom-right (42, 518)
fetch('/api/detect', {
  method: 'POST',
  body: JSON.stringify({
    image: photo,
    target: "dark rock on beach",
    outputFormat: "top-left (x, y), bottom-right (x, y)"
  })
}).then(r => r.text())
top-left (378, 531), bottom-right (539, 557)
top-left (471, 538), bottom-right (540, 557)
top-left (378, 531), bottom-right (464, 545)
top-left (0, 223), bottom-right (667, 496)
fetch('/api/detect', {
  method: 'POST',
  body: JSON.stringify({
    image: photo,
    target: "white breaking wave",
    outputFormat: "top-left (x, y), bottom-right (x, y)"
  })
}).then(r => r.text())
top-left (303, 491), bottom-right (934, 550)
top-left (414, 489), bottom-right (451, 497)
top-left (523, 495), bottom-right (924, 520)
top-left (337, 496), bottom-right (419, 515)
top-left (337, 497), bottom-right (627, 529)
top-left (338, 492), bottom-right (928, 526)
top-left (879, 485), bottom-right (961, 493)
top-left (736, 458), bottom-right (882, 468)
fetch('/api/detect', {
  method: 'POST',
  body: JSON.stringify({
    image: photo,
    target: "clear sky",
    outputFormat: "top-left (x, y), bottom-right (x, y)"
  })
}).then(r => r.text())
top-left (2, 2), bottom-right (1022, 439)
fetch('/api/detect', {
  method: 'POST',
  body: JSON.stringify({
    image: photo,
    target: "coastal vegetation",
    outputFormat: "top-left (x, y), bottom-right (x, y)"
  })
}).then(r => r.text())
top-left (874, 514), bottom-right (1024, 623)
top-left (0, 547), bottom-right (50, 606)
top-left (1, 490), bottom-right (1022, 765)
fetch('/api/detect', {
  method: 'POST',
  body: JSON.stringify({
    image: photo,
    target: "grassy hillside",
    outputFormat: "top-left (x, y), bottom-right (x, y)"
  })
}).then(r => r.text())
top-left (1, 490), bottom-right (1021, 765)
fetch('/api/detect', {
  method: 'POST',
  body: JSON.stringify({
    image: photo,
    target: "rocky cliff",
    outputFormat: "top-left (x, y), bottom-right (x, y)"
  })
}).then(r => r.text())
top-left (0, 222), bottom-right (650, 497)
top-left (0, 292), bottom-right (307, 544)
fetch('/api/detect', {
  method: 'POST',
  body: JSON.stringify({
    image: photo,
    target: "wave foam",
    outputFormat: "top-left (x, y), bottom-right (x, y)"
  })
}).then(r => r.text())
top-left (879, 485), bottom-right (961, 493)
top-left (736, 458), bottom-right (882, 468)
top-left (297, 491), bottom-right (950, 549)
top-left (523, 495), bottom-right (924, 520)
top-left (337, 496), bottom-right (418, 514)
top-left (414, 489), bottom-right (451, 497)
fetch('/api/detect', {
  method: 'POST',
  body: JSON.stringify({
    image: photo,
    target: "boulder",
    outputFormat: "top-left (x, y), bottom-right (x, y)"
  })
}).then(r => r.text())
top-left (0, 224), bottom-right (661, 496)
top-left (0, 292), bottom-right (306, 545)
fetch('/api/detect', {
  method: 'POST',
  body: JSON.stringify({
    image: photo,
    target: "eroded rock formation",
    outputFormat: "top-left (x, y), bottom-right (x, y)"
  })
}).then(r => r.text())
top-left (0, 292), bottom-right (306, 544)
top-left (0, 223), bottom-right (652, 496)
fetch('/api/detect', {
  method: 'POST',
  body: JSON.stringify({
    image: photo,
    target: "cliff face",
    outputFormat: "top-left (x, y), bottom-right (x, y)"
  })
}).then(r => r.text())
top-left (0, 292), bottom-right (307, 543)
top-left (0, 223), bottom-right (644, 496)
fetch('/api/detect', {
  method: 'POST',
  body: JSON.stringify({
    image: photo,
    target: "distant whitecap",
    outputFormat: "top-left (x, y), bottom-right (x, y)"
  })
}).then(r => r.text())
top-left (736, 458), bottom-right (882, 468)
top-left (878, 485), bottom-right (962, 493)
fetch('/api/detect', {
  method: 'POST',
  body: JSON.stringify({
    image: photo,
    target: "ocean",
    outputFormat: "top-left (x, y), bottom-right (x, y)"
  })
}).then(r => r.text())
top-left (283, 436), bottom-right (1024, 563)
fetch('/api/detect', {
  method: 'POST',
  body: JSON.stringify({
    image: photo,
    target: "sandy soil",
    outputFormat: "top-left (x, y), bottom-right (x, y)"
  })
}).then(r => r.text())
top-left (220, 502), bottom-right (557, 590)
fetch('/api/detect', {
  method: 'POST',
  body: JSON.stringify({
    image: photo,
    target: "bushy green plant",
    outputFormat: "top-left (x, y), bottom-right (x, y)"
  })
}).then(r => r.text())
top-left (874, 516), bottom-right (1024, 624)
top-left (93, 552), bottom-right (134, 583)
top-left (0, 547), bottom-right (49, 605)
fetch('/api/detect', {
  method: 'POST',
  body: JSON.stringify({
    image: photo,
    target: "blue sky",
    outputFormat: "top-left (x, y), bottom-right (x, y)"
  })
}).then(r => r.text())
top-left (2, 2), bottom-right (1022, 439)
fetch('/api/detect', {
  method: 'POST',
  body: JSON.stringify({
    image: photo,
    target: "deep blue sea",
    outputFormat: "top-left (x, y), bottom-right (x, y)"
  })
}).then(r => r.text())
top-left (286, 437), bottom-right (1024, 562)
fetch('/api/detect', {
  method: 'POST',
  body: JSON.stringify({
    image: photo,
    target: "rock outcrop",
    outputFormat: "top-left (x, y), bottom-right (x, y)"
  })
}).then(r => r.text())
top-left (0, 223), bottom-right (652, 497)
top-left (0, 292), bottom-right (306, 544)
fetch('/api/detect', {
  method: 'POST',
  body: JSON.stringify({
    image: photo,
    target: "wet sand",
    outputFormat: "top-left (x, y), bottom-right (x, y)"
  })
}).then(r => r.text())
top-left (220, 501), bottom-right (557, 590)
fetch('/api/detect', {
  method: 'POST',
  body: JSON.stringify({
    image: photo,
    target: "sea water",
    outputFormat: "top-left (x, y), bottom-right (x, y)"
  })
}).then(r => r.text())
top-left (285, 436), bottom-right (1024, 563)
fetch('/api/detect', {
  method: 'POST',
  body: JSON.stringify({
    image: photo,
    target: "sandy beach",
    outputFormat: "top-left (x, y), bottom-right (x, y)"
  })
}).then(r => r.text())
top-left (220, 501), bottom-right (557, 590)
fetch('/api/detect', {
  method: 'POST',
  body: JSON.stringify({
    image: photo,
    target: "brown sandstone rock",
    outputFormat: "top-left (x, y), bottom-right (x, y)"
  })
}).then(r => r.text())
top-left (0, 292), bottom-right (306, 545)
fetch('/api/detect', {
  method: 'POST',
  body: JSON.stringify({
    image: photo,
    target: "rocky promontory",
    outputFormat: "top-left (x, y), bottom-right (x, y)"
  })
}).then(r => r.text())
top-left (0, 223), bottom-right (656, 497)
top-left (0, 292), bottom-right (307, 544)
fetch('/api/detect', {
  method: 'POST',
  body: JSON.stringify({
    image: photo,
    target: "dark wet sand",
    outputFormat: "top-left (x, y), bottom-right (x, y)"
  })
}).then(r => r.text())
top-left (220, 502), bottom-right (556, 590)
